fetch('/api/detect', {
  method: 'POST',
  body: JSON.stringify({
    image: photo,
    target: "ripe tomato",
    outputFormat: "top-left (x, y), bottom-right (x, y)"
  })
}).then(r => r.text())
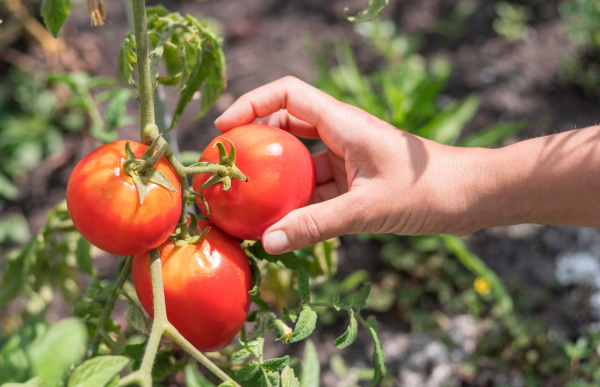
top-left (131, 220), bottom-right (252, 352)
top-left (192, 124), bottom-right (316, 240)
top-left (66, 140), bottom-right (181, 256)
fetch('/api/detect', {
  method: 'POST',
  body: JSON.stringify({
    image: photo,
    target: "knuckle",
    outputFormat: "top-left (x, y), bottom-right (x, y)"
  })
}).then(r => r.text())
top-left (296, 210), bottom-right (322, 245)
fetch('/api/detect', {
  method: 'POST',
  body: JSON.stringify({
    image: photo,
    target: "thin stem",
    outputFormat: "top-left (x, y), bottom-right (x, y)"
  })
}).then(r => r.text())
top-left (164, 323), bottom-right (241, 387)
top-left (132, 0), bottom-right (156, 143)
top-left (90, 256), bottom-right (133, 357)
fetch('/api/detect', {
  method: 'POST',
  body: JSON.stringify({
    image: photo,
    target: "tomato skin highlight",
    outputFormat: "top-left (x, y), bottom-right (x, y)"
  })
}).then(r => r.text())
top-left (192, 124), bottom-right (316, 240)
top-left (66, 140), bottom-right (181, 256)
top-left (131, 220), bottom-right (252, 352)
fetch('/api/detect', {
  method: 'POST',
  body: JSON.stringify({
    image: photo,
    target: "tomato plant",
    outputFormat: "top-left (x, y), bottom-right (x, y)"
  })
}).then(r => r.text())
top-left (193, 124), bottom-right (316, 241)
top-left (66, 140), bottom-right (181, 256)
top-left (131, 219), bottom-right (252, 352)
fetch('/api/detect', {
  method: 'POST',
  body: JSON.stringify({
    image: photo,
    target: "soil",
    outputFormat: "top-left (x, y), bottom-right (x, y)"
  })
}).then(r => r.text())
top-left (2, 0), bottom-right (600, 386)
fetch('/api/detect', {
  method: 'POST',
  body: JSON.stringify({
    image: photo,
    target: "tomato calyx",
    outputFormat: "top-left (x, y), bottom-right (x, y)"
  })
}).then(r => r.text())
top-left (187, 137), bottom-right (249, 215)
top-left (122, 139), bottom-right (177, 204)
top-left (170, 213), bottom-right (210, 246)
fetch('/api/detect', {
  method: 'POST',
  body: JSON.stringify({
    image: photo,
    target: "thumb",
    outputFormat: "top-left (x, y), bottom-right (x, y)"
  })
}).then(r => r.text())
top-left (262, 192), bottom-right (364, 254)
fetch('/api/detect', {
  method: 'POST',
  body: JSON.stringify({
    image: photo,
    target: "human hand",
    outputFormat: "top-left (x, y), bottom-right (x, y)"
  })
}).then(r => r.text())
top-left (215, 77), bottom-right (490, 254)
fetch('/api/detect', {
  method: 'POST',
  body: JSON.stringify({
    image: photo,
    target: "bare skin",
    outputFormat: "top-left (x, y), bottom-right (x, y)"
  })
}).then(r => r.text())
top-left (215, 76), bottom-right (600, 255)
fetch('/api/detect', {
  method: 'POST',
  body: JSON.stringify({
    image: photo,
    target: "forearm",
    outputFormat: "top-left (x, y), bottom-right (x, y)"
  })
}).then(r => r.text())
top-left (474, 125), bottom-right (600, 228)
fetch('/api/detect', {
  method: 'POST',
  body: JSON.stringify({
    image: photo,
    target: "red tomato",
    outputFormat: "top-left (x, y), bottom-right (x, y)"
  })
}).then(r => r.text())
top-left (131, 220), bottom-right (252, 352)
top-left (192, 124), bottom-right (316, 240)
top-left (66, 140), bottom-right (181, 256)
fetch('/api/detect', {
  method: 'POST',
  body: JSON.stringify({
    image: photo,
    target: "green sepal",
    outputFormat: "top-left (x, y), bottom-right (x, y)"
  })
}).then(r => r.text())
top-left (189, 213), bottom-right (199, 236)
top-left (174, 226), bottom-right (210, 246)
top-left (131, 174), bottom-right (150, 204)
top-left (248, 254), bottom-right (261, 296)
top-left (144, 168), bottom-right (177, 192)
top-left (125, 141), bottom-right (136, 160)
top-left (141, 135), bottom-right (162, 160)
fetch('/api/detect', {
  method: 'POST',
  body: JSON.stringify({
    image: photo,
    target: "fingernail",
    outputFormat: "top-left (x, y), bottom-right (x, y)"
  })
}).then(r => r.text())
top-left (263, 230), bottom-right (290, 254)
top-left (214, 115), bottom-right (222, 125)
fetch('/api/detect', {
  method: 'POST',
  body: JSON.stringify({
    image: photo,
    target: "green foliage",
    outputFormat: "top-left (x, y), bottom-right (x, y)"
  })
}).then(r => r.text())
top-left (40, 0), bottom-right (72, 37)
top-left (308, 20), bottom-right (523, 146)
top-left (492, 2), bottom-right (533, 42)
top-left (344, 0), bottom-right (389, 24)
top-left (119, 6), bottom-right (226, 129)
top-left (559, 0), bottom-right (600, 93)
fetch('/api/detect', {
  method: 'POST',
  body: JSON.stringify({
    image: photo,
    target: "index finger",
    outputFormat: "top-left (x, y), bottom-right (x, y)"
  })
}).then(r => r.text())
top-left (214, 76), bottom-right (364, 144)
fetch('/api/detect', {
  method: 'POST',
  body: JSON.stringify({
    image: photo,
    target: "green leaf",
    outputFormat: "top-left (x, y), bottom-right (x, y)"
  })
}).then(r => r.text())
top-left (216, 382), bottom-right (236, 387)
top-left (334, 309), bottom-right (358, 349)
top-left (85, 273), bottom-right (102, 299)
top-left (418, 94), bottom-right (480, 145)
top-left (243, 337), bottom-right (264, 359)
top-left (358, 316), bottom-right (386, 387)
top-left (459, 120), bottom-right (526, 148)
top-left (281, 367), bottom-right (300, 387)
top-left (235, 361), bottom-right (260, 381)
top-left (76, 235), bottom-right (94, 275)
top-left (118, 35), bottom-right (137, 88)
top-left (352, 282), bottom-right (371, 311)
top-left (332, 293), bottom-right (340, 311)
top-left (258, 371), bottom-right (279, 387)
top-left (344, 0), bottom-right (389, 23)
top-left (27, 318), bottom-right (87, 387)
top-left (67, 356), bottom-right (129, 387)
top-left (0, 172), bottom-right (19, 200)
top-left (123, 303), bottom-right (151, 335)
top-left (185, 364), bottom-right (216, 387)
top-left (289, 306), bottom-right (317, 343)
top-left (198, 51), bottom-right (225, 118)
top-left (41, 0), bottom-right (72, 38)
top-left (248, 242), bottom-right (299, 269)
top-left (282, 307), bottom-right (297, 323)
top-left (174, 45), bottom-right (192, 93)
top-left (297, 265), bottom-right (311, 305)
top-left (299, 341), bottom-right (319, 387)
top-left (124, 341), bottom-right (145, 371)
top-left (171, 49), bottom-right (213, 130)
top-left (74, 300), bottom-right (102, 319)
top-left (261, 356), bottom-right (290, 372)
top-left (0, 236), bottom-right (39, 308)
top-left (232, 348), bottom-right (252, 363)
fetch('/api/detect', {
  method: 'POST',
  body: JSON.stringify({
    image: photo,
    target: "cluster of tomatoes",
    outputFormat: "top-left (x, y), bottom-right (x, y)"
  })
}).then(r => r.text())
top-left (66, 124), bottom-right (316, 351)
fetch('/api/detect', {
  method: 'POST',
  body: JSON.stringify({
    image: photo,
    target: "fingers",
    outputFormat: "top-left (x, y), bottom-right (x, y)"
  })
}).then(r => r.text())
top-left (312, 151), bottom-right (333, 184)
top-left (255, 110), bottom-right (319, 139)
top-left (262, 192), bottom-right (364, 254)
top-left (214, 76), bottom-right (372, 155)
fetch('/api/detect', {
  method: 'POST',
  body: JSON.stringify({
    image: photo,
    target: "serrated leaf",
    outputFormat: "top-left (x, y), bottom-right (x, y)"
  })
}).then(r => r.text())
top-left (123, 303), bottom-right (151, 335)
top-left (74, 300), bottom-right (102, 319)
top-left (300, 341), bottom-right (319, 387)
top-left (261, 356), bottom-right (290, 372)
top-left (289, 306), bottom-right (317, 343)
top-left (258, 371), bottom-right (279, 387)
top-left (118, 35), bottom-right (137, 87)
top-left (75, 235), bottom-right (94, 275)
top-left (232, 348), bottom-right (252, 363)
top-left (85, 273), bottom-right (102, 299)
top-left (358, 316), bottom-right (386, 386)
top-left (145, 168), bottom-right (177, 192)
top-left (67, 355), bottom-right (129, 387)
top-left (235, 361), bottom-right (260, 381)
top-left (185, 364), bottom-right (216, 387)
top-left (334, 310), bottom-right (358, 349)
top-left (198, 50), bottom-right (225, 118)
top-left (27, 318), bottom-right (87, 387)
top-left (281, 366), bottom-right (300, 387)
top-left (124, 341), bottom-right (145, 370)
top-left (174, 44), bottom-right (192, 93)
top-left (344, 0), bottom-right (389, 23)
top-left (245, 337), bottom-right (264, 359)
top-left (171, 48), bottom-right (213, 129)
top-left (352, 282), bottom-right (371, 311)
top-left (297, 265), bottom-right (311, 304)
top-left (41, 0), bottom-right (72, 37)
top-left (332, 293), bottom-right (340, 311)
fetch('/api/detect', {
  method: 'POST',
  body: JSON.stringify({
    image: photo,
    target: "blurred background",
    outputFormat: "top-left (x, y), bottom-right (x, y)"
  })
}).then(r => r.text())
top-left (2, 0), bottom-right (600, 386)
